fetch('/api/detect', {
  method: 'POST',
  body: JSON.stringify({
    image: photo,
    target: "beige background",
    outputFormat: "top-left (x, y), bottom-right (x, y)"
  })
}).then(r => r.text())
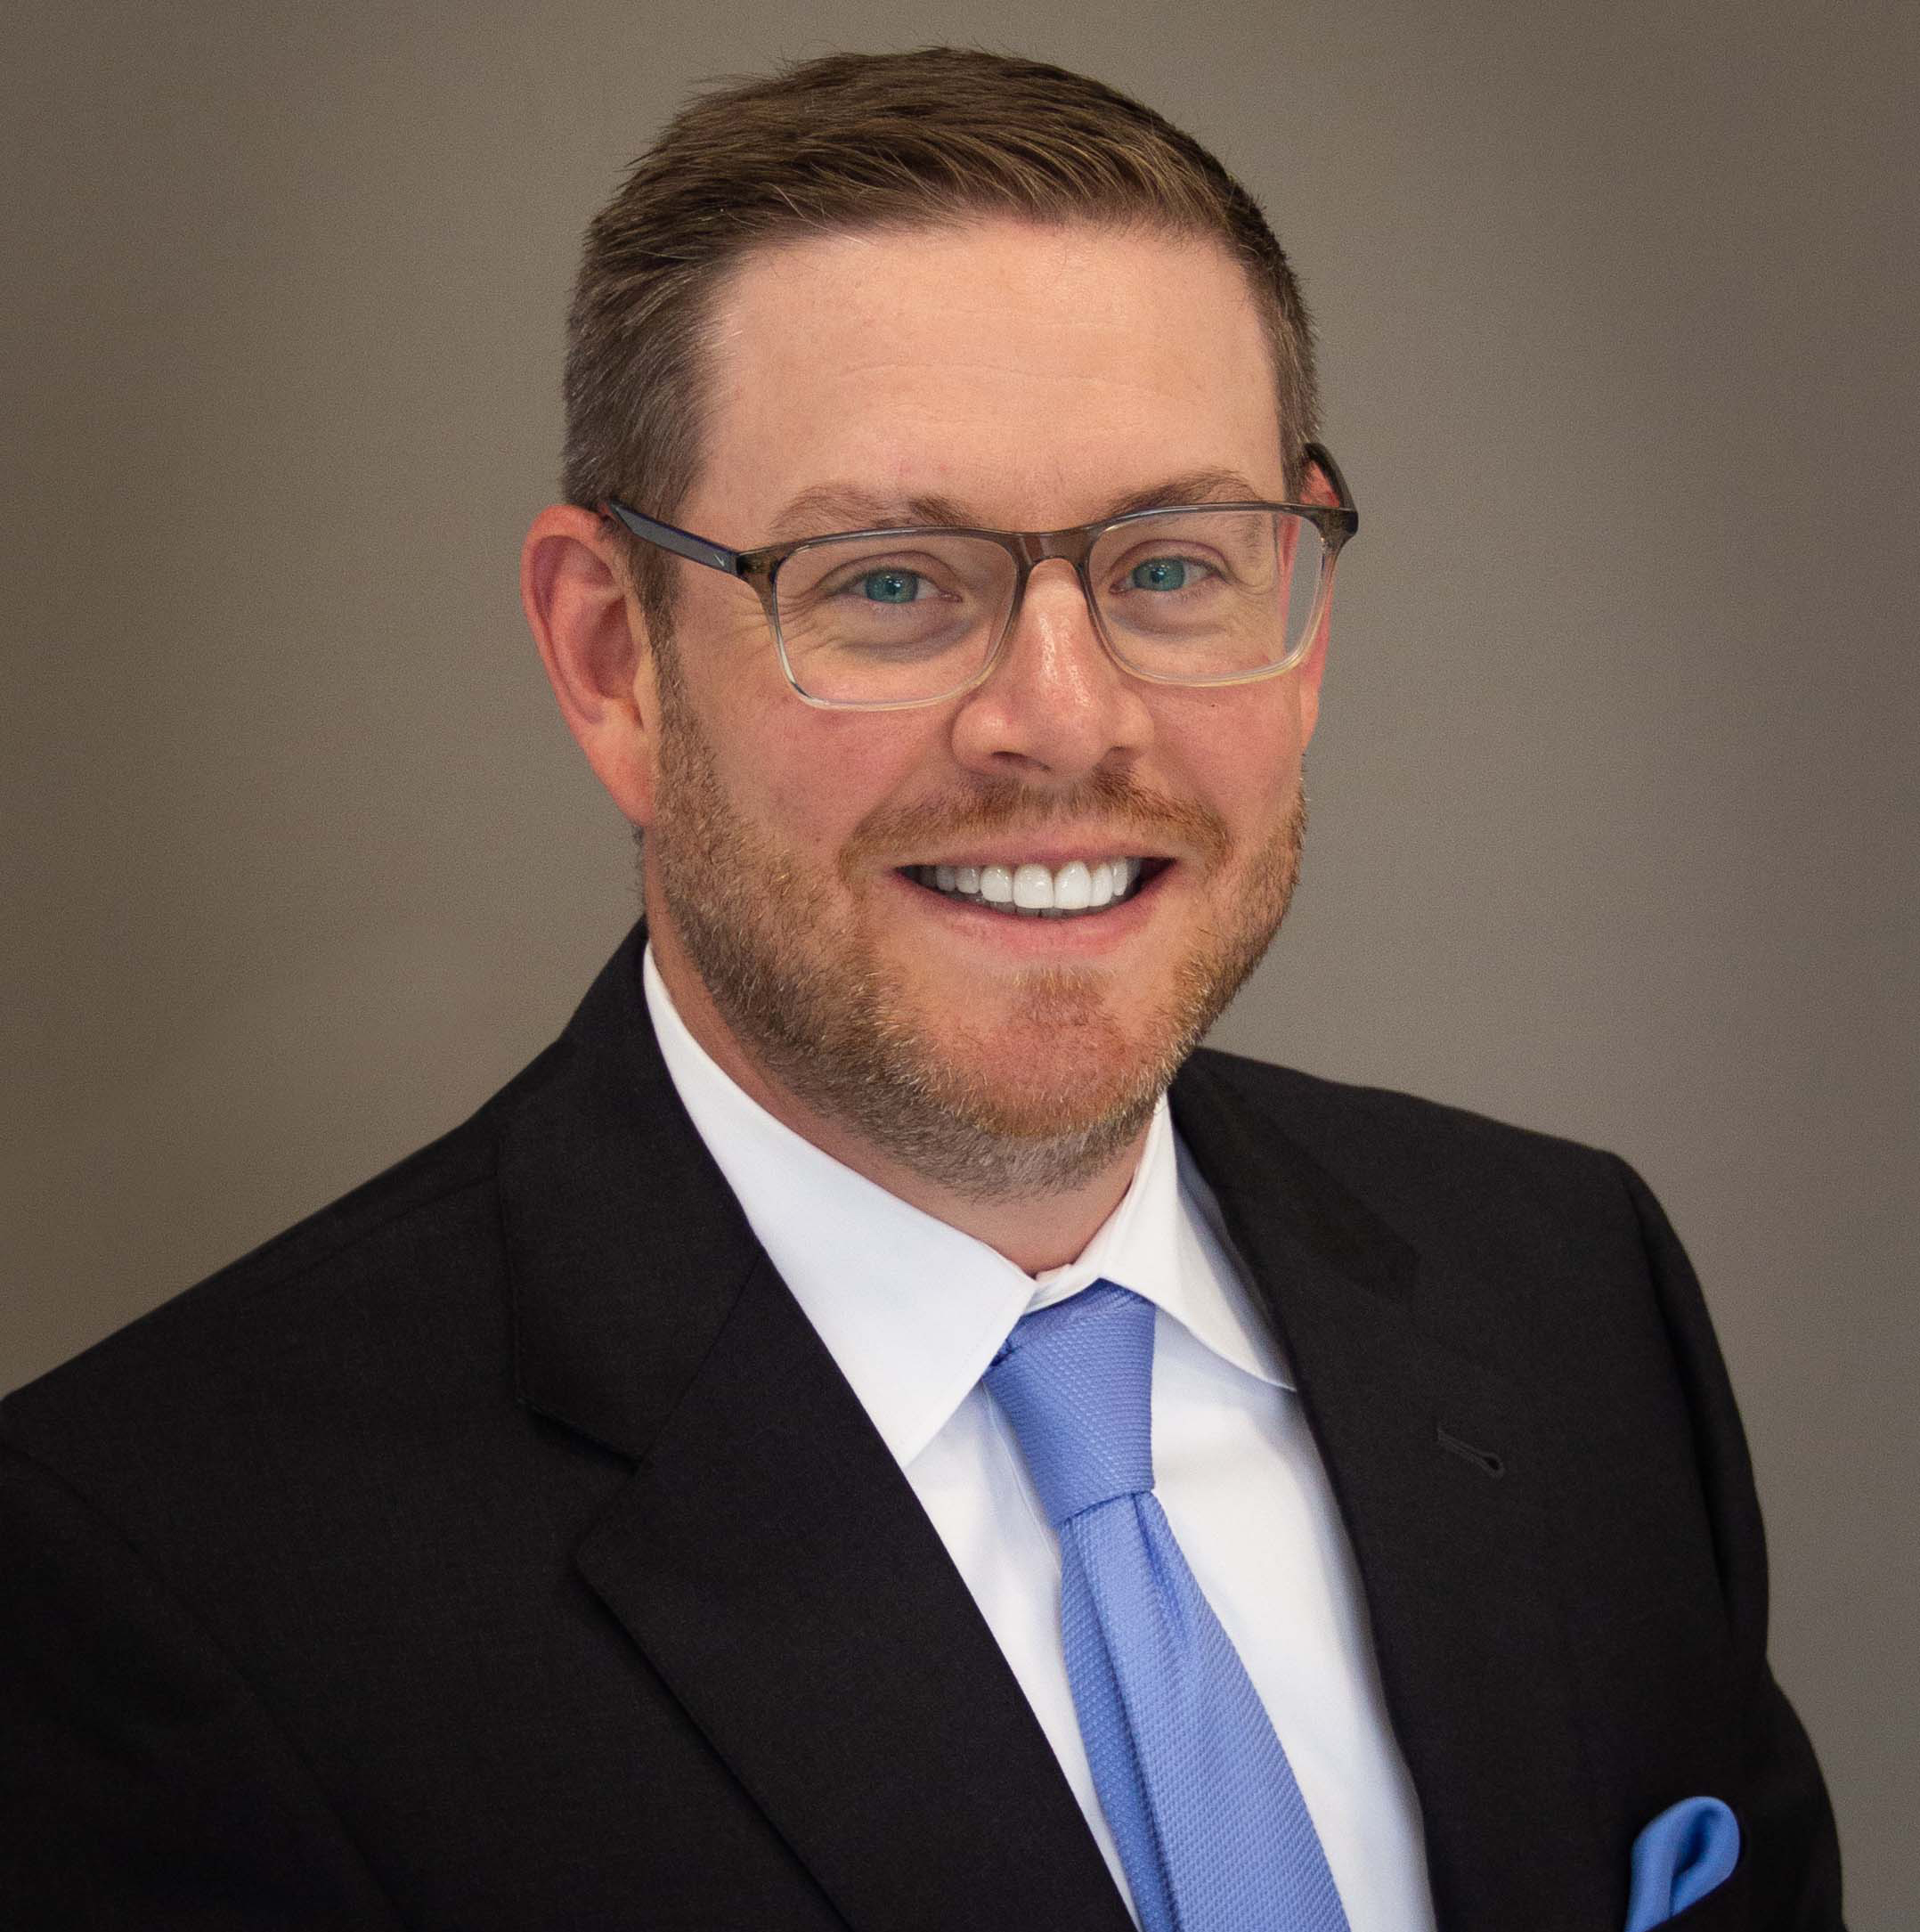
top-left (4, 0), bottom-right (1914, 1920)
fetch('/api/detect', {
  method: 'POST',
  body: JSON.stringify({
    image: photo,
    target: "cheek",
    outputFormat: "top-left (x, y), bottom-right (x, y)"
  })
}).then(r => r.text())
top-left (1159, 687), bottom-right (1307, 825)
top-left (706, 696), bottom-right (931, 860)
top-left (756, 736), bottom-right (844, 853)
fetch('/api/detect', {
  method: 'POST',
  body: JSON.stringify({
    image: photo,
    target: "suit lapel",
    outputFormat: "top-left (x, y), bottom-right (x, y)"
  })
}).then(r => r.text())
top-left (500, 929), bottom-right (1129, 1932)
top-left (499, 930), bottom-right (1615, 1928)
top-left (1171, 1056), bottom-right (1614, 1929)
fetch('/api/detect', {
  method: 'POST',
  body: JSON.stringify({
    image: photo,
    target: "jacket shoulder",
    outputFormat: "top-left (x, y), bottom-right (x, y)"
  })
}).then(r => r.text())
top-left (1181, 1045), bottom-right (1624, 1205)
top-left (1, 1038), bottom-right (574, 1480)
top-left (1173, 1047), bottom-right (1669, 1320)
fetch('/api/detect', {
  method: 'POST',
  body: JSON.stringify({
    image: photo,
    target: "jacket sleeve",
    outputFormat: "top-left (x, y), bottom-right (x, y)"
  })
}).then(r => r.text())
top-left (1614, 1157), bottom-right (1845, 1930)
top-left (0, 1440), bottom-right (404, 1929)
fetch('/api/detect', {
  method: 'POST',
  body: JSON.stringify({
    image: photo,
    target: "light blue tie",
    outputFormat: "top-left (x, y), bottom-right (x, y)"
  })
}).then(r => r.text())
top-left (986, 1280), bottom-right (1349, 1932)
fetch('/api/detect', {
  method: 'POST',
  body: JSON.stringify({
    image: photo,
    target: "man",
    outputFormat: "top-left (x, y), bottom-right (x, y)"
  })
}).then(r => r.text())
top-left (1, 47), bottom-right (1841, 1931)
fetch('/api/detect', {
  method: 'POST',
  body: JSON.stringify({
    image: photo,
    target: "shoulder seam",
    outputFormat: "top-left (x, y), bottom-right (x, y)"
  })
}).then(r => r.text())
top-left (196, 1139), bottom-right (502, 1308)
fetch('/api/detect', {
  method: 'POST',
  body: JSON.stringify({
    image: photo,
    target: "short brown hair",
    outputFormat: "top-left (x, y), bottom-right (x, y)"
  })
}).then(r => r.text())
top-left (562, 46), bottom-right (1319, 627)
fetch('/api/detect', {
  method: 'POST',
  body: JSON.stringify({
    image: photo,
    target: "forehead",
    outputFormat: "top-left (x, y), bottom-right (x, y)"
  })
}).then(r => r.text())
top-left (690, 217), bottom-right (1285, 536)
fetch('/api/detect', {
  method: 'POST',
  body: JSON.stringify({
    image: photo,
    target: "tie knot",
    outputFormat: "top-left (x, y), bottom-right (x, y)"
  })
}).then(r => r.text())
top-left (984, 1281), bottom-right (1156, 1527)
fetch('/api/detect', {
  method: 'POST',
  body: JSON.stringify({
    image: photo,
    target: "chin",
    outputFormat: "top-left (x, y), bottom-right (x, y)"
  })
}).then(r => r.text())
top-left (909, 984), bottom-right (1168, 1128)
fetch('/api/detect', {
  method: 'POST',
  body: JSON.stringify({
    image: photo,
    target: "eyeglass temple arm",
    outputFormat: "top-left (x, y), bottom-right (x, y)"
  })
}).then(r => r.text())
top-left (1302, 441), bottom-right (1357, 530)
top-left (600, 500), bottom-right (746, 577)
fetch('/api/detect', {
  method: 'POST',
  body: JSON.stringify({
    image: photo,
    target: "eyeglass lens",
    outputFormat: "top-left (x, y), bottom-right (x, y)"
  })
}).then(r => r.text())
top-left (771, 508), bottom-right (1327, 706)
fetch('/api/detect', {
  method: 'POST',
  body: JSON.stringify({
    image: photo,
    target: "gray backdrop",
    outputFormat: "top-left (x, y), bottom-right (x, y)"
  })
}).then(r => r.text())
top-left (4, 1), bottom-right (1914, 1920)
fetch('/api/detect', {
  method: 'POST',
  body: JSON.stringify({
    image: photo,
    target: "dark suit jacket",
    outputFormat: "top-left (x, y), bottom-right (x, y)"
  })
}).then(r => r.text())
top-left (1, 925), bottom-right (1842, 1929)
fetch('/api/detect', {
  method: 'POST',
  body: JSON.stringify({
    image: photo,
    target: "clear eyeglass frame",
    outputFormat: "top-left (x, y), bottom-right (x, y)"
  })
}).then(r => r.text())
top-left (599, 440), bottom-right (1358, 712)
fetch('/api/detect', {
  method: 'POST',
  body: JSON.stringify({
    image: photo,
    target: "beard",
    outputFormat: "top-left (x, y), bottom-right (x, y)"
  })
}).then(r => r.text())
top-left (646, 662), bottom-right (1306, 1202)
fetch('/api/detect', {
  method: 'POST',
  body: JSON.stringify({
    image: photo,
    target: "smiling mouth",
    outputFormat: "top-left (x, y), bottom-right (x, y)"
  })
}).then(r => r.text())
top-left (899, 857), bottom-right (1163, 919)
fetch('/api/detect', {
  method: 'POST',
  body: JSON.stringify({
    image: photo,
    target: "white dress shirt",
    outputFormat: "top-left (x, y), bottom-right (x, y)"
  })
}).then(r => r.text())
top-left (644, 948), bottom-right (1437, 1932)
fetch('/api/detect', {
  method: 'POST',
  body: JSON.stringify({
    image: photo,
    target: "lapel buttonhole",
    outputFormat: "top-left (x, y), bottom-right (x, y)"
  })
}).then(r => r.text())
top-left (1436, 1423), bottom-right (1507, 1479)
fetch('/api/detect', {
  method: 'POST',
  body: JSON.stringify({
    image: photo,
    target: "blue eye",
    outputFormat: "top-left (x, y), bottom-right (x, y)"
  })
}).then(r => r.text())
top-left (858, 568), bottom-right (923, 604)
top-left (1128, 557), bottom-right (1202, 592)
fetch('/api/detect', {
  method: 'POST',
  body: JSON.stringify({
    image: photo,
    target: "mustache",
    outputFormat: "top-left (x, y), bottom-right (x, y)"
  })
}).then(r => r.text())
top-left (841, 769), bottom-right (1231, 872)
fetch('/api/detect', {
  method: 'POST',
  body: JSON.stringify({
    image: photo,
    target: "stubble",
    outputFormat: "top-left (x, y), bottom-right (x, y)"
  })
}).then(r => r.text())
top-left (647, 660), bottom-right (1305, 1200)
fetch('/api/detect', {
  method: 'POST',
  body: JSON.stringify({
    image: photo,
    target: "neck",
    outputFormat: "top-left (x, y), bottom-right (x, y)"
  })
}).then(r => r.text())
top-left (647, 920), bottom-right (1147, 1275)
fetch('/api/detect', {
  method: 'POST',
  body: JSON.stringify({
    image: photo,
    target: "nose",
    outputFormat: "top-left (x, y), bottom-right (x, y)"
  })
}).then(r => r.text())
top-left (947, 558), bottom-right (1153, 783)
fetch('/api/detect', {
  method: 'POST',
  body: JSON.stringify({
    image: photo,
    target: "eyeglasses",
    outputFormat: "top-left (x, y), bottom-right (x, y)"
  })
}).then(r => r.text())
top-left (601, 442), bottom-right (1357, 711)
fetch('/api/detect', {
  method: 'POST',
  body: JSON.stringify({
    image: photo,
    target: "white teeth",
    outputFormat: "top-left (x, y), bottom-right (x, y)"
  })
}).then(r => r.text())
top-left (915, 856), bottom-right (1150, 917)
top-left (1013, 863), bottom-right (1053, 910)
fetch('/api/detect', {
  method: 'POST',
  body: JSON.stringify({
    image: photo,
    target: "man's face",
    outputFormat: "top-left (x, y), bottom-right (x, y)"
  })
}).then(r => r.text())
top-left (636, 217), bottom-right (1326, 1197)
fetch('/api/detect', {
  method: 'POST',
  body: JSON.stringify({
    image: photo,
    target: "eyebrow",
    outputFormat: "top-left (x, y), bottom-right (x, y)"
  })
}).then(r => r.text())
top-left (763, 468), bottom-right (1274, 542)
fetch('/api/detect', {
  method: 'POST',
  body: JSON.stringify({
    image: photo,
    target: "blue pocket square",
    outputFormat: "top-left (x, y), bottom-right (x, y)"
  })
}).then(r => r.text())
top-left (1625, 1797), bottom-right (1740, 1930)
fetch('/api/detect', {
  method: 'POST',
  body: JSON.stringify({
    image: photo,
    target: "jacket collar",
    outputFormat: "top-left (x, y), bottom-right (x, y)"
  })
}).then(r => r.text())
top-left (500, 924), bottom-right (761, 1464)
top-left (1170, 1055), bottom-right (1610, 1926)
top-left (500, 925), bottom-right (1131, 1932)
top-left (500, 925), bottom-right (1605, 1930)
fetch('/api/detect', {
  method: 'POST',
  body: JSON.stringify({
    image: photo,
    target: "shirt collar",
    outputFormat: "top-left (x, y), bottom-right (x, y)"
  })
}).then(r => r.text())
top-left (643, 944), bottom-right (1289, 1470)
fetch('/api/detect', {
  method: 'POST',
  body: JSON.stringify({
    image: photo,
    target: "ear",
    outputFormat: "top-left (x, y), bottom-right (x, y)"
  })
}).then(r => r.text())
top-left (1292, 615), bottom-right (1330, 750)
top-left (1290, 451), bottom-right (1343, 749)
top-left (521, 504), bottom-right (661, 826)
